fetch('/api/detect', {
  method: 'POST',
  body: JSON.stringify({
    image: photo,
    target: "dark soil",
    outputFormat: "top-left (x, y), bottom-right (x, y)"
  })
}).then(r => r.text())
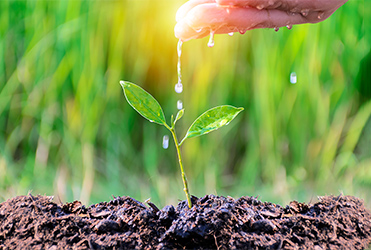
top-left (0, 194), bottom-right (370, 249)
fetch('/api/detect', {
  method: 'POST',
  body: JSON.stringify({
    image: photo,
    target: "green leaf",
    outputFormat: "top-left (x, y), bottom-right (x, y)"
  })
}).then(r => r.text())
top-left (120, 81), bottom-right (166, 126)
top-left (183, 105), bottom-right (243, 140)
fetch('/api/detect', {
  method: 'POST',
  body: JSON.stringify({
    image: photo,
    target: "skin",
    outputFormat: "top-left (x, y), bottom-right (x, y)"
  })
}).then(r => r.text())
top-left (174, 0), bottom-right (348, 41)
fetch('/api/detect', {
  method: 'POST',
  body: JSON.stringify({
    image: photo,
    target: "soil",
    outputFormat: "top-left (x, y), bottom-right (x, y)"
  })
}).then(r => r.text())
top-left (0, 194), bottom-right (370, 249)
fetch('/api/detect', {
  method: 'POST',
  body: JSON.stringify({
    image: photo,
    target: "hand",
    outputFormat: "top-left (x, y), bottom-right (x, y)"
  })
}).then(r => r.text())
top-left (174, 0), bottom-right (348, 42)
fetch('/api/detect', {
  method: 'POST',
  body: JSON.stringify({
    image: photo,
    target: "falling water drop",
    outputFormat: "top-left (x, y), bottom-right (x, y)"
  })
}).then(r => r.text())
top-left (274, 27), bottom-right (279, 32)
top-left (175, 83), bottom-right (183, 93)
top-left (177, 100), bottom-right (183, 110)
top-left (286, 24), bottom-right (292, 30)
top-left (208, 31), bottom-right (215, 47)
top-left (162, 135), bottom-right (169, 149)
top-left (228, 32), bottom-right (234, 36)
top-left (290, 72), bottom-right (297, 84)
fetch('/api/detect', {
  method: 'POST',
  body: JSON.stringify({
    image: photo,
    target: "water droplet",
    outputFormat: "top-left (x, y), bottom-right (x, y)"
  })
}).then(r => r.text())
top-left (208, 31), bottom-right (215, 47)
top-left (286, 24), bottom-right (292, 30)
top-left (301, 9), bottom-right (309, 16)
top-left (195, 28), bottom-right (202, 33)
top-left (256, 4), bottom-right (264, 10)
top-left (219, 119), bottom-right (228, 126)
top-left (175, 83), bottom-right (183, 93)
top-left (177, 100), bottom-right (183, 110)
top-left (239, 29), bottom-right (246, 35)
top-left (149, 120), bottom-right (154, 123)
top-left (290, 72), bottom-right (297, 84)
top-left (317, 11), bottom-right (324, 19)
top-left (228, 32), bottom-right (234, 36)
top-left (162, 135), bottom-right (169, 149)
top-left (274, 27), bottom-right (279, 32)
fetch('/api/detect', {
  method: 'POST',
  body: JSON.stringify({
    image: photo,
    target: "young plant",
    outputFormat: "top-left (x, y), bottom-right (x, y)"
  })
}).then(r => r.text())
top-left (120, 81), bottom-right (243, 208)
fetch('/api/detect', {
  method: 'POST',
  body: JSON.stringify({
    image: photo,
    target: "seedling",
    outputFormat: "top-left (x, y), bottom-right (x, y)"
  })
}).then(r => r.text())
top-left (120, 81), bottom-right (243, 208)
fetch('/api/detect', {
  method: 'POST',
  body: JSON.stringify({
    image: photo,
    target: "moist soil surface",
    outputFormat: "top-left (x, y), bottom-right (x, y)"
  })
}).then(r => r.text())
top-left (0, 194), bottom-right (370, 249)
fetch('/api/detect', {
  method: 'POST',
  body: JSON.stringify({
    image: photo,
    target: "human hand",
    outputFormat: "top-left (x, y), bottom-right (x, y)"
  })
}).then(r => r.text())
top-left (174, 0), bottom-right (348, 42)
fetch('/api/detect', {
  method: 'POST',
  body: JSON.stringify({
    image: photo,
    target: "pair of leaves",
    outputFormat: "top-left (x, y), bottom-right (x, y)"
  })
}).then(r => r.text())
top-left (120, 81), bottom-right (243, 143)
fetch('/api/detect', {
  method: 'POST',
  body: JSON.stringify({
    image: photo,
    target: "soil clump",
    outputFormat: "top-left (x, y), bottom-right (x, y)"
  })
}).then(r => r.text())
top-left (0, 194), bottom-right (370, 249)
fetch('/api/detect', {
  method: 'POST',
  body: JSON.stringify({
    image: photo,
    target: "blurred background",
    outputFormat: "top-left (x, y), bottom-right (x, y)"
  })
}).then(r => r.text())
top-left (0, 0), bottom-right (370, 208)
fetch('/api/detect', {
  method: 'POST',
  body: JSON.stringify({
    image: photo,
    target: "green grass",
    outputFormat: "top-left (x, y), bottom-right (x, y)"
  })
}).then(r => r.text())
top-left (0, 0), bottom-right (370, 208)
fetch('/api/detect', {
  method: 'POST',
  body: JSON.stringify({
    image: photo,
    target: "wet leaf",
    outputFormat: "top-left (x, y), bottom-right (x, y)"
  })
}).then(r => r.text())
top-left (120, 81), bottom-right (166, 126)
top-left (184, 105), bottom-right (243, 140)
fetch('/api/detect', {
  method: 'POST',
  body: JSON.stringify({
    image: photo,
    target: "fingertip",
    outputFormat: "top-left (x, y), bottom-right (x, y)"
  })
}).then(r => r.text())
top-left (174, 21), bottom-right (186, 40)
top-left (175, 20), bottom-right (209, 42)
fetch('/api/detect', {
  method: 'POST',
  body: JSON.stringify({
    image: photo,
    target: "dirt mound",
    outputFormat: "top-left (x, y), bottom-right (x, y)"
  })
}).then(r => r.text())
top-left (0, 194), bottom-right (370, 249)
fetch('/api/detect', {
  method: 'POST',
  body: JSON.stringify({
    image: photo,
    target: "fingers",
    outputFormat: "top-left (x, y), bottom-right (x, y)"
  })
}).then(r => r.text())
top-left (175, 0), bottom-right (348, 41)
top-left (175, 3), bottom-right (308, 41)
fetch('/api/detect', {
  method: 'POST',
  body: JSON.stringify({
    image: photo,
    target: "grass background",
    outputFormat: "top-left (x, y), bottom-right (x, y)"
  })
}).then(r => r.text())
top-left (0, 0), bottom-right (370, 208)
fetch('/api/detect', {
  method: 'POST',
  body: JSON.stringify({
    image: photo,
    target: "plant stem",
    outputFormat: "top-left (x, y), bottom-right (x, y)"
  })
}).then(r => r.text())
top-left (165, 124), bottom-right (192, 208)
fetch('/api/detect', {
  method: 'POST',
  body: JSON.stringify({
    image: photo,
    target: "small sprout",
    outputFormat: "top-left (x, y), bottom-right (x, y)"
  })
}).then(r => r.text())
top-left (120, 81), bottom-right (243, 208)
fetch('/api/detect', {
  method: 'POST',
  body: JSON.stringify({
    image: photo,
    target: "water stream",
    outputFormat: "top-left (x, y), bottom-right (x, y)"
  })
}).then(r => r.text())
top-left (175, 40), bottom-right (183, 94)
